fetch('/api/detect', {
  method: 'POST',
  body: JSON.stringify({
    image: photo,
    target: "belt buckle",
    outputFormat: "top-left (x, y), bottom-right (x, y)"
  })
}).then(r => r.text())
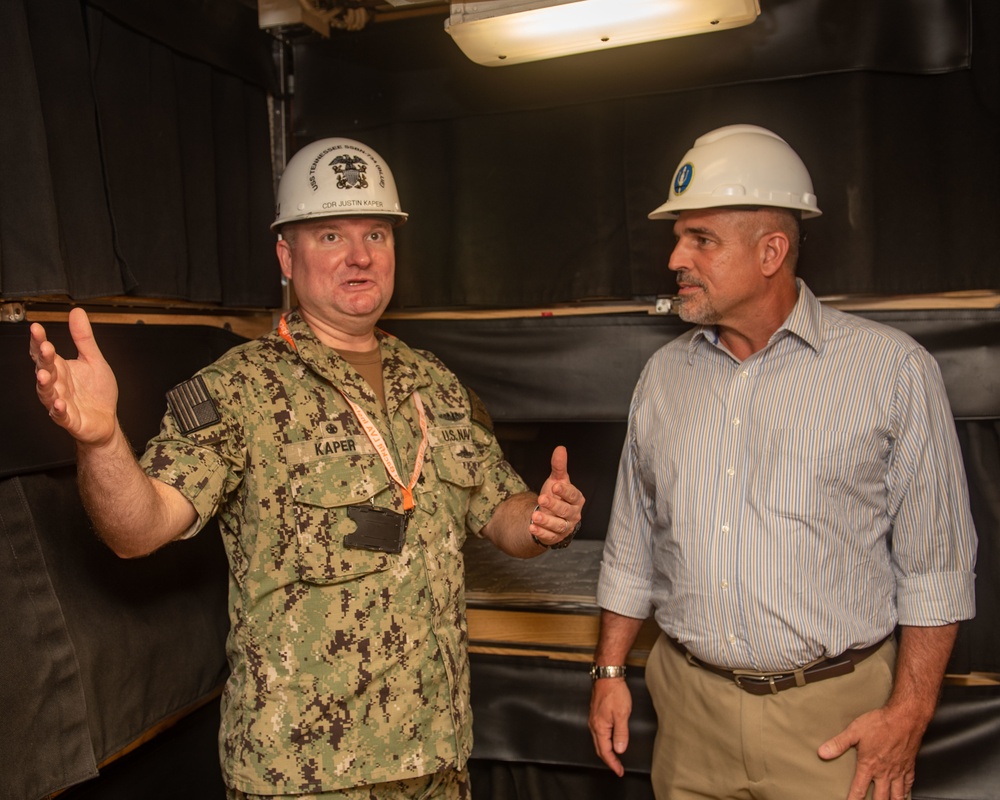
top-left (732, 669), bottom-right (787, 695)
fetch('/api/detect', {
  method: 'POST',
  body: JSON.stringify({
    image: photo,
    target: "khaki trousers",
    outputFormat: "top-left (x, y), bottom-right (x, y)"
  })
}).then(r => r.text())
top-left (646, 633), bottom-right (897, 800)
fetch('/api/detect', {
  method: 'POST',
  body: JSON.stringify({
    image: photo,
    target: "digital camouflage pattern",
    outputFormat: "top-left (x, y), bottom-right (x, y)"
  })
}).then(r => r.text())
top-left (139, 310), bottom-right (527, 794)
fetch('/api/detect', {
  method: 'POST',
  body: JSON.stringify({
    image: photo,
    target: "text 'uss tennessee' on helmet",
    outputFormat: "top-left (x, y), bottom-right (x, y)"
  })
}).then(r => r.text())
top-left (271, 137), bottom-right (408, 231)
top-left (649, 124), bottom-right (822, 220)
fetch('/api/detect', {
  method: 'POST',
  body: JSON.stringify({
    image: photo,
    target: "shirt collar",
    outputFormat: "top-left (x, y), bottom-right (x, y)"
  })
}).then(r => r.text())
top-left (779, 279), bottom-right (823, 353)
top-left (686, 278), bottom-right (824, 362)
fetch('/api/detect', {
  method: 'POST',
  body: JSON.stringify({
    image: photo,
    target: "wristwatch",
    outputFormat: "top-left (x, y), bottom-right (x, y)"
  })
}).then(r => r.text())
top-left (590, 664), bottom-right (627, 680)
top-left (530, 513), bottom-right (581, 550)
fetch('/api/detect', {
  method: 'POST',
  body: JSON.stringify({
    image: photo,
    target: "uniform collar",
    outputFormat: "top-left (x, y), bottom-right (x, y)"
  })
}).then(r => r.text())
top-left (278, 310), bottom-right (432, 417)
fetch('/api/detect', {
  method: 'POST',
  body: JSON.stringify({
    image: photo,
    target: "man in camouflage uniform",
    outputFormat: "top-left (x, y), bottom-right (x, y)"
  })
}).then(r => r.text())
top-left (30, 138), bottom-right (585, 799)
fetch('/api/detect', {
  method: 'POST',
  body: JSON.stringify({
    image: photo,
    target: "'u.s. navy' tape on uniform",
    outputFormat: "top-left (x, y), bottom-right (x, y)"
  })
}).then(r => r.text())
top-left (166, 376), bottom-right (221, 434)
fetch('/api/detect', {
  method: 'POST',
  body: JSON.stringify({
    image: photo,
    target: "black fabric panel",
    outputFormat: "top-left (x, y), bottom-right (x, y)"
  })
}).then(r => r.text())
top-left (0, 467), bottom-right (231, 798)
top-left (388, 109), bottom-right (636, 307)
top-left (0, 320), bottom-right (239, 798)
top-left (911, 685), bottom-right (1000, 799)
top-left (58, 698), bottom-right (226, 800)
top-left (0, 0), bottom-right (66, 297)
top-left (467, 658), bottom-right (1000, 800)
top-left (470, 655), bottom-right (656, 773)
top-left (0, 1), bottom-right (278, 306)
top-left (21, 469), bottom-right (230, 767)
top-left (380, 314), bottom-right (692, 422)
top-left (0, 320), bottom-right (247, 479)
top-left (212, 72), bottom-right (282, 308)
top-left (294, 0), bottom-right (996, 305)
top-left (293, 0), bottom-right (971, 128)
top-left (379, 309), bottom-right (1000, 421)
top-left (22, 0), bottom-right (126, 297)
top-left (85, 0), bottom-right (276, 92)
top-left (468, 760), bottom-right (654, 800)
top-left (86, 6), bottom-right (277, 305)
top-left (0, 477), bottom-right (97, 800)
top-left (0, 0), bottom-right (122, 299)
top-left (89, 10), bottom-right (191, 300)
top-left (951, 420), bottom-right (1000, 675)
top-left (176, 58), bottom-right (224, 304)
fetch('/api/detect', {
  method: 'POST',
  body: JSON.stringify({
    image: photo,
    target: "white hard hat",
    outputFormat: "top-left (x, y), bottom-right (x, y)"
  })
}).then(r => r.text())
top-left (271, 137), bottom-right (408, 230)
top-left (649, 124), bottom-right (821, 220)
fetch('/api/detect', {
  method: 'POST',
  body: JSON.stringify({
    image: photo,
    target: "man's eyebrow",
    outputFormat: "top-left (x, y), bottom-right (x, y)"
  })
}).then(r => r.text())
top-left (675, 225), bottom-right (716, 238)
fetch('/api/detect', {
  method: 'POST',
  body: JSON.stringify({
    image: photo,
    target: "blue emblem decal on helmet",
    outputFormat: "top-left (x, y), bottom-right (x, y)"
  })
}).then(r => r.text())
top-left (673, 163), bottom-right (694, 196)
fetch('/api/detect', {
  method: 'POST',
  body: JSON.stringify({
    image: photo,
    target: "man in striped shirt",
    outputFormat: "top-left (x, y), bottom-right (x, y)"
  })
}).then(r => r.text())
top-left (588, 125), bottom-right (977, 800)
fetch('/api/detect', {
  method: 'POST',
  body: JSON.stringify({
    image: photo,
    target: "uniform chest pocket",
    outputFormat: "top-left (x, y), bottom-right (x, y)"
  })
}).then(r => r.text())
top-left (427, 440), bottom-right (484, 489)
top-left (289, 454), bottom-right (394, 584)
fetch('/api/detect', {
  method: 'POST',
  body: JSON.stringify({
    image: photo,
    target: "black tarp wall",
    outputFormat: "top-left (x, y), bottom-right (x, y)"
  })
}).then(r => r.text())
top-left (294, 0), bottom-right (999, 306)
top-left (1, 0), bottom-right (998, 308)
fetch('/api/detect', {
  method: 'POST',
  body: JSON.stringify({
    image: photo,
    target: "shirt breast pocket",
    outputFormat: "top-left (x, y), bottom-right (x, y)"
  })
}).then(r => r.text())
top-left (290, 455), bottom-right (394, 584)
top-left (754, 428), bottom-right (885, 523)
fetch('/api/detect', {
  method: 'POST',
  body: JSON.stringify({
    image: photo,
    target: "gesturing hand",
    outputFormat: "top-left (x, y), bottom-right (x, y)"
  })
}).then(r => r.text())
top-left (30, 307), bottom-right (119, 446)
top-left (529, 445), bottom-right (585, 547)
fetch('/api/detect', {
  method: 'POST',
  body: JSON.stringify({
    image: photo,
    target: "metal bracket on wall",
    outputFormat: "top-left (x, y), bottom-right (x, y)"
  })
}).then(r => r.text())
top-left (653, 296), bottom-right (679, 315)
top-left (1, 302), bottom-right (26, 323)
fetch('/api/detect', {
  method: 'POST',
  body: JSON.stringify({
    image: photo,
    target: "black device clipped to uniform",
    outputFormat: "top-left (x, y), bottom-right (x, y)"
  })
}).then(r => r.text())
top-left (344, 505), bottom-right (408, 554)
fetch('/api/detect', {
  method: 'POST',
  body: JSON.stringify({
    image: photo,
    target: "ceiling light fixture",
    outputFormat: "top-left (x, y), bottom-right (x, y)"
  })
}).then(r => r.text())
top-left (445, 0), bottom-right (761, 67)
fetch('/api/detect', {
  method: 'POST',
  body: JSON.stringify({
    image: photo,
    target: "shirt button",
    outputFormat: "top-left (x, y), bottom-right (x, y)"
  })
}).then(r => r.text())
top-left (720, 580), bottom-right (729, 590)
top-left (726, 467), bottom-right (735, 476)
top-left (728, 634), bottom-right (737, 644)
top-left (721, 525), bottom-right (730, 533)
top-left (733, 418), bottom-right (741, 426)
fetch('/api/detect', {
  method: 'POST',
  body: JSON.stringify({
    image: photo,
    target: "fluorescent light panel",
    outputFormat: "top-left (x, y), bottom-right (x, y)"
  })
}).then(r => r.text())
top-left (445, 0), bottom-right (761, 67)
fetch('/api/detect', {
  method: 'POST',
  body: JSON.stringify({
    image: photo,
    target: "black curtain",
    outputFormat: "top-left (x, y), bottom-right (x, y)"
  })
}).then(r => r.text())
top-left (0, 0), bottom-right (279, 307)
top-left (293, 0), bottom-right (998, 308)
top-left (3, 0), bottom-right (996, 309)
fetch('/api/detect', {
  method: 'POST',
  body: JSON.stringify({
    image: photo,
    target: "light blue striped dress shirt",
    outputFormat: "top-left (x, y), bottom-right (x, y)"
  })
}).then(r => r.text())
top-left (597, 281), bottom-right (977, 672)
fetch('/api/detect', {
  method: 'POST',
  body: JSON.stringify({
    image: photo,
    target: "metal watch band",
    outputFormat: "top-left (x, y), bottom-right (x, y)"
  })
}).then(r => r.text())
top-left (590, 664), bottom-right (627, 680)
top-left (550, 520), bottom-right (580, 549)
top-left (530, 508), bottom-right (581, 550)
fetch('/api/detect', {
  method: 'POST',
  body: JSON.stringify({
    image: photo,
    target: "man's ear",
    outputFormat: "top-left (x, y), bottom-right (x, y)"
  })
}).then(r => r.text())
top-left (276, 238), bottom-right (294, 281)
top-left (759, 230), bottom-right (791, 278)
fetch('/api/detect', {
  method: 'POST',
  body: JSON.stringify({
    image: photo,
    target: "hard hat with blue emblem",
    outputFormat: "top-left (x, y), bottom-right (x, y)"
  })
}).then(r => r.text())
top-left (649, 124), bottom-right (821, 220)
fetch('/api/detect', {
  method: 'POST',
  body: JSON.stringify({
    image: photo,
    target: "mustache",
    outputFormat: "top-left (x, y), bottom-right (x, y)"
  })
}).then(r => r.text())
top-left (674, 270), bottom-right (705, 290)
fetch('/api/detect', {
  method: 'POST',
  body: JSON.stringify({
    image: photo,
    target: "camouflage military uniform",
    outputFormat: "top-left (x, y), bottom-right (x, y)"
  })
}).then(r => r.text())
top-left (139, 310), bottom-right (527, 794)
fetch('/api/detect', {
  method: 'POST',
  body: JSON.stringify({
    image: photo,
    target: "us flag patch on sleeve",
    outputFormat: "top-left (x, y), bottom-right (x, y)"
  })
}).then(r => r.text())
top-left (167, 376), bottom-right (221, 434)
top-left (465, 385), bottom-right (494, 433)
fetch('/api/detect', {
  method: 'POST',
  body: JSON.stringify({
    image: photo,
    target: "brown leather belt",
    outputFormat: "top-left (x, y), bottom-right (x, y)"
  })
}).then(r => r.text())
top-left (668, 636), bottom-right (890, 696)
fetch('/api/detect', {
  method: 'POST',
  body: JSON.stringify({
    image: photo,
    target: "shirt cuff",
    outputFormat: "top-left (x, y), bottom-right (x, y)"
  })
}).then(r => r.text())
top-left (896, 570), bottom-right (977, 626)
top-left (596, 560), bottom-right (653, 620)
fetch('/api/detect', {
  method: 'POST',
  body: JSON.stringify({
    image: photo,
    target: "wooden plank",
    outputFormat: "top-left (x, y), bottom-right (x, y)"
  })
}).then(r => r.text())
top-left (466, 607), bottom-right (660, 665)
top-left (24, 309), bottom-right (274, 341)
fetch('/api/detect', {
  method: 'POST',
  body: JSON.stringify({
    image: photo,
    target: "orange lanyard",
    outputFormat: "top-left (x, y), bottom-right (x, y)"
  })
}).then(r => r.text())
top-left (278, 314), bottom-right (426, 511)
top-left (278, 314), bottom-right (296, 348)
top-left (342, 392), bottom-right (426, 511)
